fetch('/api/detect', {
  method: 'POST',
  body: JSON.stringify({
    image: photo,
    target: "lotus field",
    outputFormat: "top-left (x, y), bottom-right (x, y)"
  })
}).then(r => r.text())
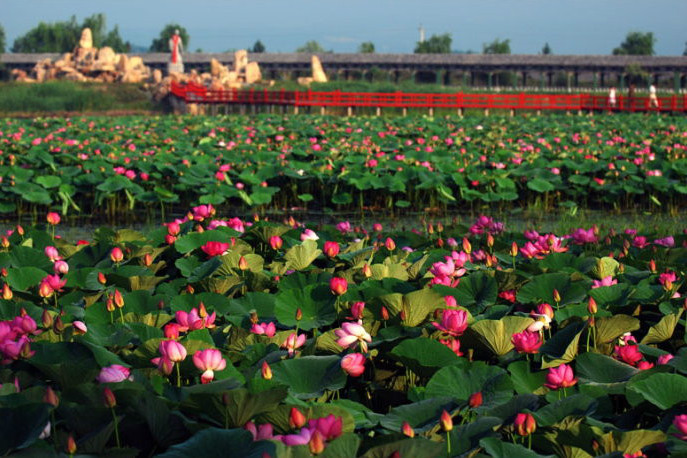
top-left (0, 113), bottom-right (687, 458)
top-left (0, 114), bottom-right (687, 218)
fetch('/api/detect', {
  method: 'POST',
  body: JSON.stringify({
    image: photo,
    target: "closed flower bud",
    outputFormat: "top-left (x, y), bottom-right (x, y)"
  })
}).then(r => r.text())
top-left (462, 237), bottom-right (472, 254)
top-left (308, 430), bottom-right (325, 455)
top-left (66, 434), bottom-right (77, 455)
top-left (289, 407), bottom-right (306, 429)
top-left (238, 256), bottom-right (248, 271)
top-left (103, 387), bottom-right (116, 408)
top-left (468, 391), bottom-right (483, 408)
top-left (110, 247), bottom-right (124, 263)
top-left (323, 241), bottom-right (340, 258)
top-left (98, 272), bottom-right (107, 285)
top-left (385, 237), bottom-right (396, 251)
top-left (261, 361), bottom-right (272, 380)
top-left (46, 212), bottom-right (61, 226)
top-left (269, 236), bottom-right (283, 250)
top-left (402, 421), bottom-right (415, 438)
top-left (510, 242), bottom-right (518, 257)
top-left (42, 309), bottom-right (53, 328)
top-left (649, 259), bottom-right (656, 273)
top-left (487, 233), bottom-right (494, 248)
top-left (553, 289), bottom-right (561, 302)
top-left (186, 284), bottom-right (194, 294)
top-left (440, 410), bottom-right (453, 432)
top-left (587, 297), bottom-right (597, 314)
top-left (106, 297), bottom-right (115, 312)
top-left (53, 316), bottom-right (64, 334)
top-left (362, 263), bottom-right (372, 278)
top-left (143, 253), bottom-right (153, 267)
top-left (113, 289), bottom-right (124, 308)
top-left (514, 413), bottom-right (536, 436)
top-left (2, 284), bottom-right (12, 300)
top-left (381, 306), bottom-right (389, 321)
top-left (295, 308), bottom-right (303, 321)
top-left (44, 386), bottom-right (59, 407)
top-left (16, 225), bottom-right (24, 236)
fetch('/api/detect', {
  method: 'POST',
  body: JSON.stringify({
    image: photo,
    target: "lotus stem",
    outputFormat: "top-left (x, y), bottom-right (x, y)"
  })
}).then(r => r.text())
top-left (111, 407), bottom-right (121, 448)
top-left (446, 430), bottom-right (452, 457)
top-left (176, 363), bottom-right (181, 388)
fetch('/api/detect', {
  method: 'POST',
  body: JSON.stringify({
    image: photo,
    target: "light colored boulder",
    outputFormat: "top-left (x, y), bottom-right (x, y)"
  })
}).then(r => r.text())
top-left (234, 50), bottom-right (248, 72)
top-left (79, 28), bottom-right (93, 49)
top-left (311, 55), bottom-right (327, 83)
top-left (116, 54), bottom-right (130, 73)
top-left (152, 69), bottom-right (163, 84)
top-left (210, 58), bottom-right (224, 77)
top-left (97, 47), bottom-right (117, 66)
top-left (244, 62), bottom-right (262, 84)
top-left (297, 76), bottom-right (314, 86)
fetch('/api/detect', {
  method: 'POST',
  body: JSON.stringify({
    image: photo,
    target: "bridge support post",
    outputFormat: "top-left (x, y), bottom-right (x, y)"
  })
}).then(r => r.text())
top-left (457, 108), bottom-right (463, 117)
top-left (320, 106), bottom-right (326, 115)
top-left (294, 106), bottom-right (299, 114)
top-left (376, 107), bottom-right (381, 116)
top-left (428, 107), bottom-right (434, 116)
top-left (347, 106), bottom-right (353, 116)
top-left (402, 107), bottom-right (407, 116)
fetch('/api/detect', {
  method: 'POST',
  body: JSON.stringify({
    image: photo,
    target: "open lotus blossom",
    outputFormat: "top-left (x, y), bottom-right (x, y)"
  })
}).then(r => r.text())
top-left (200, 241), bottom-right (230, 257)
top-left (658, 271), bottom-right (677, 287)
top-left (44, 246), bottom-right (61, 262)
top-left (592, 275), bottom-right (617, 288)
top-left (193, 348), bottom-right (227, 384)
top-left (96, 364), bottom-right (132, 383)
top-left (53, 260), bottom-right (69, 275)
top-left (657, 354), bottom-right (674, 365)
top-left (282, 332), bottom-right (306, 356)
top-left (511, 330), bottom-right (543, 354)
top-left (46, 212), bottom-right (60, 226)
top-left (250, 322), bottom-right (276, 337)
top-left (335, 321), bottom-right (372, 353)
top-left (159, 340), bottom-right (187, 363)
top-left (340, 353), bottom-right (366, 377)
top-left (244, 421), bottom-right (275, 441)
top-left (300, 229), bottom-right (319, 241)
top-left (527, 314), bottom-right (551, 333)
top-left (570, 227), bottom-right (598, 244)
top-left (673, 414), bottom-right (687, 440)
top-left (432, 309), bottom-right (468, 336)
top-left (545, 363), bottom-right (578, 390)
top-left (175, 308), bottom-right (216, 332)
top-left (654, 236), bottom-right (675, 248)
top-left (614, 344), bottom-right (643, 366)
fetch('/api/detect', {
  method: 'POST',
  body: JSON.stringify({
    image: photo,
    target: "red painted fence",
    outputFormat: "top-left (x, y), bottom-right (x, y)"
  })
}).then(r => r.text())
top-left (170, 81), bottom-right (687, 112)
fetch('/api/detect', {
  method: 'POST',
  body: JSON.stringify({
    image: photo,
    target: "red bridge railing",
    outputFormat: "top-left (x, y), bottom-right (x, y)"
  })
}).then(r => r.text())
top-left (170, 81), bottom-right (687, 112)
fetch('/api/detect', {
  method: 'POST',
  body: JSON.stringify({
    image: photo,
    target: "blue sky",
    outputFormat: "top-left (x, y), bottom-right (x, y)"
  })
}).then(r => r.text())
top-left (3, 0), bottom-right (686, 55)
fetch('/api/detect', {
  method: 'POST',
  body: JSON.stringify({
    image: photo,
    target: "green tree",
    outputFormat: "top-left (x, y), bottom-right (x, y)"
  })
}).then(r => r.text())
top-left (414, 33), bottom-right (451, 53)
top-left (0, 24), bottom-right (5, 53)
top-left (683, 41), bottom-right (687, 56)
top-left (542, 42), bottom-right (552, 55)
top-left (252, 40), bottom-right (265, 53)
top-left (149, 24), bottom-right (189, 52)
top-left (296, 40), bottom-right (328, 53)
top-left (358, 41), bottom-right (375, 53)
top-left (12, 14), bottom-right (129, 53)
top-left (612, 31), bottom-right (655, 55)
top-left (483, 38), bottom-right (511, 54)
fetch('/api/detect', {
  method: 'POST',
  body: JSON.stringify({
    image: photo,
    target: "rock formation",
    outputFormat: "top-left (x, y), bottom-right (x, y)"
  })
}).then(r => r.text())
top-left (297, 55), bottom-right (328, 86)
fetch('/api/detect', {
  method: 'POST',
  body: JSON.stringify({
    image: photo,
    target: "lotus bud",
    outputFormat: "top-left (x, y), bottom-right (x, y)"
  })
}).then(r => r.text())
top-left (103, 387), bottom-right (117, 408)
top-left (436, 238), bottom-right (444, 248)
top-left (510, 242), bottom-right (518, 257)
top-left (16, 225), bottom-right (24, 236)
top-left (309, 430), bottom-right (325, 455)
top-left (269, 236), bottom-right (283, 250)
top-left (196, 225), bottom-right (204, 233)
top-left (587, 297), bottom-right (597, 315)
top-left (98, 272), bottom-right (107, 285)
top-left (487, 233), bottom-right (494, 248)
top-left (350, 302), bottom-right (365, 320)
top-left (553, 289), bottom-right (561, 303)
top-left (158, 300), bottom-right (165, 310)
top-left (362, 263), bottom-right (372, 278)
top-left (462, 237), bottom-right (471, 254)
top-left (1, 237), bottom-right (9, 249)
top-left (437, 222), bottom-right (444, 232)
top-left (485, 255), bottom-right (493, 268)
top-left (165, 235), bottom-right (177, 245)
top-left (381, 306), bottom-right (389, 321)
top-left (143, 253), bottom-right (153, 267)
top-left (113, 289), bottom-right (124, 309)
top-left (238, 256), bottom-right (248, 271)
top-left (1, 268), bottom-right (6, 277)
top-left (428, 224), bottom-right (434, 235)
top-left (289, 407), bottom-right (306, 429)
top-left (261, 361), bottom-right (272, 380)
top-left (110, 247), bottom-right (124, 263)
top-left (2, 284), bottom-right (12, 300)
top-left (42, 309), bottom-right (53, 328)
top-left (198, 302), bottom-right (208, 318)
top-left (323, 241), bottom-right (340, 258)
top-left (649, 259), bottom-right (656, 273)
top-left (618, 263), bottom-right (624, 274)
top-left (39, 282), bottom-right (54, 298)
top-left (468, 391), bottom-right (483, 408)
top-left (329, 277), bottom-right (348, 296)
top-left (186, 285), bottom-right (194, 294)
top-left (295, 308), bottom-right (303, 321)
top-left (440, 410), bottom-right (453, 432)
top-left (44, 386), bottom-right (59, 407)
top-left (514, 413), bottom-right (536, 436)
top-left (53, 315), bottom-right (64, 334)
top-left (106, 296), bottom-right (115, 312)
top-left (46, 212), bottom-right (61, 226)
top-left (401, 421), bottom-right (415, 438)
top-left (66, 434), bottom-right (77, 455)
top-left (385, 237), bottom-right (396, 251)
top-left (663, 279), bottom-right (673, 292)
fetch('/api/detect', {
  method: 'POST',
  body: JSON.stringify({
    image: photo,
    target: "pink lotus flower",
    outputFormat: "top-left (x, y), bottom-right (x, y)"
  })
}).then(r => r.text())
top-left (159, 340), bottom-right (187, 362)
top-left (335, 321), bottom-right (372, 353)
top-left (439, 338), bottom-right (463, 356)
top-left (432, 309), bottom-right (468, 337)
top-left (544, 363), bottom-right (578, 390)
top-left (110, 247), bottom-right (124, 263)
top-left (193, 348), bottom-right (227, 384)
top-left (654, 236), bottom-right (675, 248)
top-left (330, 277), bottom-right (348, 296)
top-left (341, 353), bottom-right (366, 377)
top-left (673, 414), bottom-right (687, 440)
top-left (53, 260), bottom-right (69, 275)
top-left (282, 333), bottom-right (306, 356)
top-left (592, 276), bottom-right (617, 289)
top-left (44, 246), bottom-right (61, 262)
top-left (323, 241), bottom-right (340, 258)
top-left (511, 330), bottom-right (543, 354)
top-left (46, 212), bottom-right (60, 226)
top-left (300, 229), bottom-right (319, 241)
top-left (657, 354), bottom-right (674, 365)
top-left (269, 236), bottom-right (283, 250)
top-left (335, 221), bottom-right (352, 234)
top-left (250, 322), bottom-right (276, 337)
top-left (192, 204), bottom-right (215, 221)
top-left (72, 320), bottom-right (87, 334)
top-left (175, 308), bottom-right (215, 332)
top-left (308, 415), bottom-right (343, 441)
top-left (614, 345), bottom-right (643, 366)
top-left (200, 241), bottom-right (230, 257)
top-left (570, 228), bottom-right (598, 244)
top-left (96, 364), bottom-right (132, 383)
top-left (151, 356), bottom-right (174, 375)
top-left (632, 236), bottom-right (649, 248)
top-left (349, 301), bottom-right (365, 320)
top-left (42, 275), bottom-right (66, 292)
top-left (659, 271), bottom-right (678, 287)
top-left (244, 421), bottom-right (275, 441)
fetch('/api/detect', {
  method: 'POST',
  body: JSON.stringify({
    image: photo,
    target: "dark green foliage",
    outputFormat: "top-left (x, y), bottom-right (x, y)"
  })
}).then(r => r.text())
top-left (414, 33), bottom-right (451, 53)
top-left (612, 31), bottom-right (656, 55)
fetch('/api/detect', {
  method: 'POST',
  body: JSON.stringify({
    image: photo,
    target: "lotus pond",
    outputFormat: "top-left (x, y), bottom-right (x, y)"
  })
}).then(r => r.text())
top-left (1, 114), bottom-right (687, 223)
top-left (0, 209), bottom-right (685, 457)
